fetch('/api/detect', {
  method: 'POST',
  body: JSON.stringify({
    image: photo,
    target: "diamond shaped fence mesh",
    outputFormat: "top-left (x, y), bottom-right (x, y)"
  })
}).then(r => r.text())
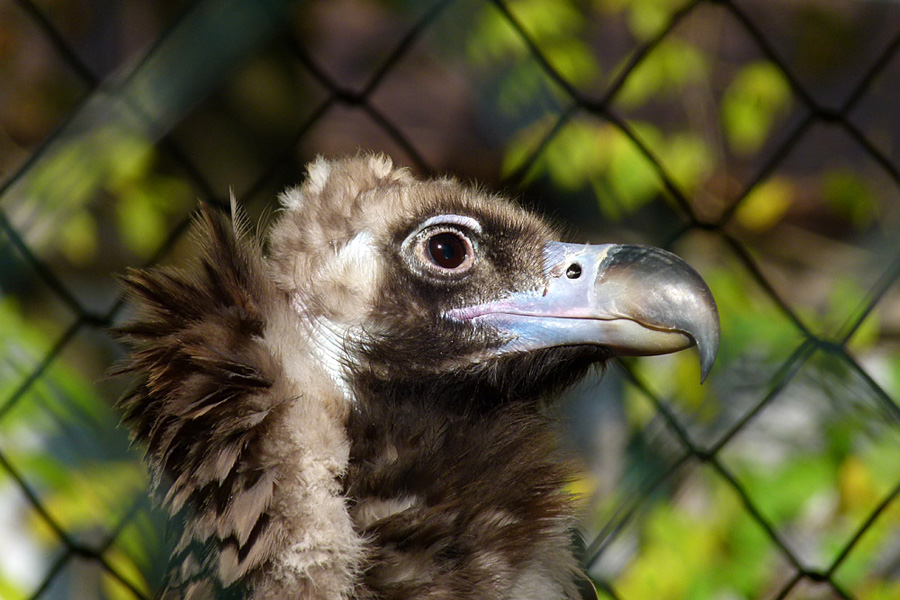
top-left (1, 0), bottom-right (899, 598)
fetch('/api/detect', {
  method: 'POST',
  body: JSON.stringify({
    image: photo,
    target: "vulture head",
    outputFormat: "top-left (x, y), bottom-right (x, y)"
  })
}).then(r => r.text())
top-left (115, 155), bottom-right (718, 599)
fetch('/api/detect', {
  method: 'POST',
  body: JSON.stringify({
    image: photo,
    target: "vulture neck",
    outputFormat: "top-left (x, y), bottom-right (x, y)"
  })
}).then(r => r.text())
top-left (341, 365), bottom-right (587, 599)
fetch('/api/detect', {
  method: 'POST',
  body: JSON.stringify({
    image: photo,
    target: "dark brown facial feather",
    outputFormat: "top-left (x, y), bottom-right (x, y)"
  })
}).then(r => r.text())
top-left (114, 155), bottom-right (712, 600)
top-left (352, 329), bottom-right (609, 409)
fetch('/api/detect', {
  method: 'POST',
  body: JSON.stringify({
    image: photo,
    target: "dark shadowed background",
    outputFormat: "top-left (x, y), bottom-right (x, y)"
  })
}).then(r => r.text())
top-left (1, 0), bottom-right (899, 598)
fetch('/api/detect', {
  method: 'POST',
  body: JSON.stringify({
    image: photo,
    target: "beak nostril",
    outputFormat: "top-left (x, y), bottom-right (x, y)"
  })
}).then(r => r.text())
top-left (565, 263), bottom-right (582, 279)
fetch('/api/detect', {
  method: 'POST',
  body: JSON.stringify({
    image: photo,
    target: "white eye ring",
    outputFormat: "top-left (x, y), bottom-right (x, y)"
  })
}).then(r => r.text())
top-left (416, 214), bottom-right (482, 234)
top-left (401, 214), bottom-right (481, 277)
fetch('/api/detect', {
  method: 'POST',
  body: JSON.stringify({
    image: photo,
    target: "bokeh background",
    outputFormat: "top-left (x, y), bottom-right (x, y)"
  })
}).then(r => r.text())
top-left (1, 0), bottom-right (900, 598)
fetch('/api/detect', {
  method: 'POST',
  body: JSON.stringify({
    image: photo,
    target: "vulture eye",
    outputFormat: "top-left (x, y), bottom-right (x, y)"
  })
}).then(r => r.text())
top-left (427, 232), bottom-right (468, 269)
top-left (404, 215), bottom-right (480, 277)
top-left (412, 228), bottom-right (475, 275)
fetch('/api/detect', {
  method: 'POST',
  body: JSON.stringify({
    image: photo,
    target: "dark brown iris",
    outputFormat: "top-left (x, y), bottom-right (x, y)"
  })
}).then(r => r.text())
top-left (427, 232), bottom-right (467, 269)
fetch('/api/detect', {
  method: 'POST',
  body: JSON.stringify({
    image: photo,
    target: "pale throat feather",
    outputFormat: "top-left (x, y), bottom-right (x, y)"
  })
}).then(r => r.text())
top-left (294, 229), bottom-right (383, 404)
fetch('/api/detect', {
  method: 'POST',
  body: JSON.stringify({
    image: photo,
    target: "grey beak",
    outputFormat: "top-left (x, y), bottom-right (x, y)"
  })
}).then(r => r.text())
top-left (447, 242), bottom-right (720, 382)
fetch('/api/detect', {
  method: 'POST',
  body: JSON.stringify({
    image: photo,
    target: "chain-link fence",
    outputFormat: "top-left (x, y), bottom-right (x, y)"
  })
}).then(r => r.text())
top-left (2, 0), bottom-right (899, 598)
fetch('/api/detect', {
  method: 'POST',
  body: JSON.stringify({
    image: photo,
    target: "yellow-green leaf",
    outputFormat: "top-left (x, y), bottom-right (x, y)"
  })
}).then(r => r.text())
top-left (734, 176), bottom-right (793, 231)
top-left (722, 62), bottom-right (792, 156)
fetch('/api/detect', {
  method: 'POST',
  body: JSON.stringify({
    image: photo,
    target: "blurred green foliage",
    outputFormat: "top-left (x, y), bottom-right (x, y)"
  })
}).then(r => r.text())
top-left (0, 299), bottom-right (161, 598)
top-left (722, 62), bottom-right (792, 157)
top-left (14, 125), bottom-right (192, 266)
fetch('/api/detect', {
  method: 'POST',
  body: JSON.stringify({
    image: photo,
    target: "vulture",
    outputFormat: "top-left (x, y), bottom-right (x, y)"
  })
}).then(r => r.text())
top-left (115, 155), bottom-right (719, 600)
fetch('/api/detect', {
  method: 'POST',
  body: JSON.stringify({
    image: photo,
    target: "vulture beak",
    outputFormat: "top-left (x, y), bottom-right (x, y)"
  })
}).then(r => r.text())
top-left (450, 242), bottom-right (720, 381)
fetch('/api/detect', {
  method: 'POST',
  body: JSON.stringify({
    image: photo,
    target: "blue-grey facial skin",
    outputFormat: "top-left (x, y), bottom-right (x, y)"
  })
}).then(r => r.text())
top-left (448, 242), bottom-right (720, 382)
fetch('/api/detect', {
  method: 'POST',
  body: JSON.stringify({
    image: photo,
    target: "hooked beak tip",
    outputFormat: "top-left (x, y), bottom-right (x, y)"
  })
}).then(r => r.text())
top-left (699, 338), bottom-right (717, 383)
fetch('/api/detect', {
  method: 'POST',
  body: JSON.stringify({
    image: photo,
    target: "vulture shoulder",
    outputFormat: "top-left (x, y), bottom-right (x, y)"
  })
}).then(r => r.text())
top-left (115, 154), bottom-right (718, 600)
top-left (116, 201), bottom-right (361, 598)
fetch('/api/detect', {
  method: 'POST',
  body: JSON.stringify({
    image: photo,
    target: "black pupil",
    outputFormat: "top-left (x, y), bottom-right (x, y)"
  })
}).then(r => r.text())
top-left (427, 232), bottom-right (466, 269)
